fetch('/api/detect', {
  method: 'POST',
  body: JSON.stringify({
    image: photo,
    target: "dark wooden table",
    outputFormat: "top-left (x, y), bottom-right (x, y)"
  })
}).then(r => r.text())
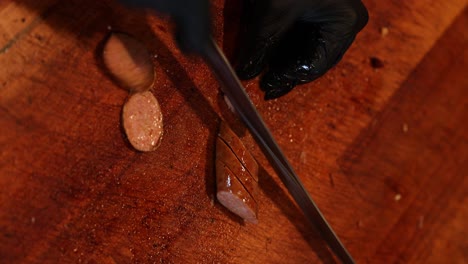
top-left (1, 0), bottom-right (467, 263)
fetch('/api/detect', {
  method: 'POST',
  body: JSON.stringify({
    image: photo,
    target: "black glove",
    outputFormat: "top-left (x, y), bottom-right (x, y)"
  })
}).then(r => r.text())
top-left (236, 0), bottom-right (368, 99)
top-left (119, 0), bottom-right (368, 100)
top-left (118, 0), bottom-right (211, 54)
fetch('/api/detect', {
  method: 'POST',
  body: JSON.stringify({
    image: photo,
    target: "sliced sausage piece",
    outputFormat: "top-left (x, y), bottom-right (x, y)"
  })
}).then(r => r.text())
top-left (122, 91), bottom-right (163, 152)
top-left (218, 122), bottom-right (259, 182)
top-left (216, 138), bottom-right (258, 199)
top-left (216, 160), bottom-right (258, 224)
top-left (103, 32), bottom-right (155, 92)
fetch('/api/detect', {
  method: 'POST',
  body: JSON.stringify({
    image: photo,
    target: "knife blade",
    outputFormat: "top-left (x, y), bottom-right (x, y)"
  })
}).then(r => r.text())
top-left (201, 38), bottom-right (355, 264)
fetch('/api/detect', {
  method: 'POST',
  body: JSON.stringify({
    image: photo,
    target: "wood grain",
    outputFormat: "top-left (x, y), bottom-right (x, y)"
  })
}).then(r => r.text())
top-left (0, 0), bottom-right (467, 263)
top-left (339, 9), bottom-right (468, 263)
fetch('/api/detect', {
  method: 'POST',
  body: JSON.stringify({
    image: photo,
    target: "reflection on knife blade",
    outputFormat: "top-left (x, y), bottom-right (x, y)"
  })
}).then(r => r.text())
top-left (202, 38), bottom-right (355, 264)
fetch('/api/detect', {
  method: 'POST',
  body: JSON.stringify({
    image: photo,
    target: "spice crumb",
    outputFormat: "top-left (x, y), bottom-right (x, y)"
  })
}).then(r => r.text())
top-left (328, 173), bottom-right (335, 187)
top-left (370, 57), bottom-right (384, 69)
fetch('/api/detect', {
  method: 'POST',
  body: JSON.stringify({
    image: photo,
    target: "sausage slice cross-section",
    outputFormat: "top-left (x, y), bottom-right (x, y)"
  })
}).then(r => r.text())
top-left (216, 160), bottom-right (258, 224)
top-left (102, 32), bottom-right (155, 92)
top-left (216, 122), bottom-right (259, 223)
top-left (122, 91), bottom-right (163, 152)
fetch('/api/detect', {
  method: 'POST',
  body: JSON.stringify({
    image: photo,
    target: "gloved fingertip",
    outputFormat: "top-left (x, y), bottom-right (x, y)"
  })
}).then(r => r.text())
top-left (261, 72), bottom-right (295, 100)
top-left (235, 49), bottom-right (270, 80)
top-left (235, 62), bottom-right (263, 80)
top-left (264, 89), bottom-right (290, 100)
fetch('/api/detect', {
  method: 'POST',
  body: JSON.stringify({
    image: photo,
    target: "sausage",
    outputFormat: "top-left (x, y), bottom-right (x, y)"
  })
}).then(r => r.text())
top-left (122, 91), bottom-right (163, 152)
top-left (216, 160), bottom-right (258, 224)
top-left (102, 32), bottom-right (154, 92)
top-left (218, 122), bottom-right (259, 181)
top-left (216, 138), bottom-right (258, 199)
top-left (216, 122), bottom-right (259, 223)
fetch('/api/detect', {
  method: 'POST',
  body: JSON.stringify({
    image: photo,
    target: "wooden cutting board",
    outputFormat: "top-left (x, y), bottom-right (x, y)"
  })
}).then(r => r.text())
top-left (1, 0), bottom-right (467, 263)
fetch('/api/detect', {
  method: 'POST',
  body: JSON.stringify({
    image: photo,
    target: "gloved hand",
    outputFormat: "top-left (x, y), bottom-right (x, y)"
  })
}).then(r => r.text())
top-left (119, 0), bottom-right (368, 100)
top-left (118, 0), bottom-right (211, 54)
top-left (236, 0), bottom-right (368, 99)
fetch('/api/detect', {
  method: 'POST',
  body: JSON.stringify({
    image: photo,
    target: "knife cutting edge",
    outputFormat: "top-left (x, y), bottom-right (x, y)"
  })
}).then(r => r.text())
top-left (201, 38), bottom-right (355, 264)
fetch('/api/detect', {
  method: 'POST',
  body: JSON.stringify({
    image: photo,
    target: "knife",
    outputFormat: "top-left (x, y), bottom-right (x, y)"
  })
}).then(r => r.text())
top-left (201, 38), bottom-right (355, 264)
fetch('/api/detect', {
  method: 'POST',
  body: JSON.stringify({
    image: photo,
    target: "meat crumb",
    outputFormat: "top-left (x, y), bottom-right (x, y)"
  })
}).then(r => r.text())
top-left (224, 95), bottom-right (235, 113)
top-left (402, 123), bottom-right (409, 133)
top-left (356, 220), bottom-right (363, 229)
top-left (380, 27), bottom-right (389, 37)
top-left (394, 193), bottom-right (402, 201)
top-left (418, 215), bottom-right (424, 229)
